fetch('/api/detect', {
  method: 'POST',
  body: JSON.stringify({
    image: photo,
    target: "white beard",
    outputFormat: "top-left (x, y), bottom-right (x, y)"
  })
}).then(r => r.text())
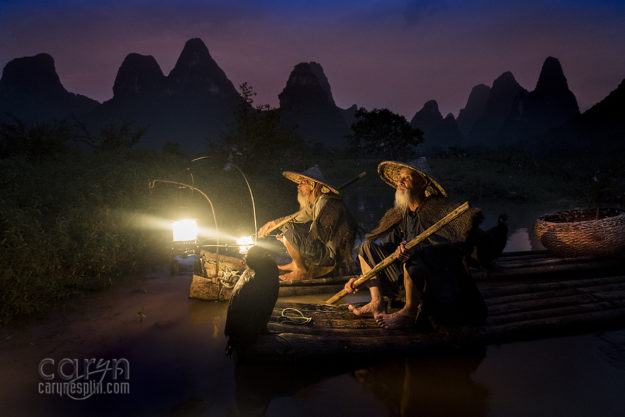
top-left (394, 188), bottom-right (412, 210)
top-left (297, 191), bottom-right (309, 209)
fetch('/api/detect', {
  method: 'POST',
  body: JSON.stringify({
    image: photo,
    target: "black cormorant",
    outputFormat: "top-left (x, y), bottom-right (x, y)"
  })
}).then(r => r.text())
top-left (225, 245), bottom-right (279, 356)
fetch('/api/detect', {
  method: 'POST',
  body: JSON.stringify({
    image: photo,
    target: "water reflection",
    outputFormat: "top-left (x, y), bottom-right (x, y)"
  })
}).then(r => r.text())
top-left (597, 332), bottom-right (625, 369)
top-left (232, 362), bottom-right (347, 417)
top-left (353, 348), bottom-right (488, 417)
top-left (230, 348), bottom-right (489, 417)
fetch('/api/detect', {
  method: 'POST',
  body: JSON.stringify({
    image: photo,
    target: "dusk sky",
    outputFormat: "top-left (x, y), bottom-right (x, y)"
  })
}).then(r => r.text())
top-left (1, 0), bottom-right (624, 118)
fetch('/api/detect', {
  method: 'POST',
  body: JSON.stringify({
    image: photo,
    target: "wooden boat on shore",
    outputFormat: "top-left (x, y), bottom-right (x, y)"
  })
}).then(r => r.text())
top-left (240, 271), bottom-right (625, 363)
top-left (189, 249), bottom-right (625, 301)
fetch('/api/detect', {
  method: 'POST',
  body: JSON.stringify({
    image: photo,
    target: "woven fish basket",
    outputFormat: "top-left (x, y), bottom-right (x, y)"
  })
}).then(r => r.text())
top-left (534, 208), bottom-right (625, 257)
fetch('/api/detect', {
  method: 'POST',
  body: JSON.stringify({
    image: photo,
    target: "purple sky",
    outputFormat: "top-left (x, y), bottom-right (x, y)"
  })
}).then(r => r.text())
top-left (1, 0), bottom-right (624, 118)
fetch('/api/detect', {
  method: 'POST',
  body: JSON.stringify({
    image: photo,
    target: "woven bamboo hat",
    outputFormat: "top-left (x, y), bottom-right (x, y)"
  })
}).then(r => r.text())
top-left (378, 157), bottom-right (447, 198)
top-left (282, 165), bottom-right (339, 194)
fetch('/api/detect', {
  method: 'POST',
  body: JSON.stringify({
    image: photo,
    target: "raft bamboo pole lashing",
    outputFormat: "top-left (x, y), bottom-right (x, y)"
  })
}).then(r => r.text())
top-left (258, 171), bottom-right (366, 238)
top-left (325, 201), bottom-right (471, 304)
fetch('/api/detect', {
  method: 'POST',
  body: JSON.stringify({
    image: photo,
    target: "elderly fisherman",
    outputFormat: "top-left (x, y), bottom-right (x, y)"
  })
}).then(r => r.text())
top-left (258, 166), bottom-right (357, 281)
top-left (345, 158), bottom-right (487, 329)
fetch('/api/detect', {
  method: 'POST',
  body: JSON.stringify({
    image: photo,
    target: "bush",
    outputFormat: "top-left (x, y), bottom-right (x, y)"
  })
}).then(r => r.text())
top-left (0, 149), bottom-right (187, 324)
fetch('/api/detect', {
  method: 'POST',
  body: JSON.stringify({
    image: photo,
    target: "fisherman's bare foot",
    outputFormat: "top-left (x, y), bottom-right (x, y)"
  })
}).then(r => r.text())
top-left (279, 269), bottom-right (307, 281)
top-left (348, 300), bottom-right (384, 318)
top-left (278, 261), bottom-right (296, 271)
top-left (375, 311), bottom-right (414, 329)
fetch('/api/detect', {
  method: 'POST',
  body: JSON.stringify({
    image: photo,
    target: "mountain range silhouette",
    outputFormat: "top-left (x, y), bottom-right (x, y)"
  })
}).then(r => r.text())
top-left (1, 38), bottom-right (622, 156)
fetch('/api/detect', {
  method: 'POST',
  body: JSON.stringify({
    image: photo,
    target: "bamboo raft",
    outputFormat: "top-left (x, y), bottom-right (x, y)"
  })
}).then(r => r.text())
top-left (279, 250), bottom-right (625, 297)
top-left (473, 250), bottom-right (625, 282)
top-left (241, 271), bottom-right (625, 362)
top-left (190, 249), bottom-right (625, 300)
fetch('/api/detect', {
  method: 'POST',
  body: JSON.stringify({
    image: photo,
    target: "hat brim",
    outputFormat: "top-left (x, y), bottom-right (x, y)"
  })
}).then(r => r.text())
top-left (377, 161), bottom-right (447, 198)
top-left (282, 171), bottom-right (339, 194)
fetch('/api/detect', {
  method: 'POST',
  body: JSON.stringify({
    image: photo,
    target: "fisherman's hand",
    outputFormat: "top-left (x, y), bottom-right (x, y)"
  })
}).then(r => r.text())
top-left (395, 241), bottom-right (412, 262)
top-left (344, 277), bottom-right (358, 293)
top-left (276, 233), bottom-right (284, 242)
top-left (258, 220), bottom-right (276, 237)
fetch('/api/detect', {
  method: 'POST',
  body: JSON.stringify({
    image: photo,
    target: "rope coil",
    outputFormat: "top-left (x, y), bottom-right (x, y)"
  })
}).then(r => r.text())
top-left (280, 308), bottom-right (312, 325)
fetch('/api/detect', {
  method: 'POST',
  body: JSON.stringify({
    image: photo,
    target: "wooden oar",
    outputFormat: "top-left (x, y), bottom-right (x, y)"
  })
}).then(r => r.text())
top-left (325, 201), bottom-right (470, 304)
top-left (258, 171), bottom-right (366, 238)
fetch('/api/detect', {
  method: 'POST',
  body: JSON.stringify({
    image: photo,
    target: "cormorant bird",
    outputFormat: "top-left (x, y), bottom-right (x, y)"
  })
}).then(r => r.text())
top-left (469, 214), bottom-right (509, 269)
top-left (225, 245), bottom-right (279, 357)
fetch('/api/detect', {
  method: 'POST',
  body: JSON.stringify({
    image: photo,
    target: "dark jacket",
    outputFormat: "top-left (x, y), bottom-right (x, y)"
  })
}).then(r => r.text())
top-left (365, 196), bottom-right (487, 325)
top-left (366, 196), bottom-right (481, 246)
top-left (308, 194), bottom-right (358, 273)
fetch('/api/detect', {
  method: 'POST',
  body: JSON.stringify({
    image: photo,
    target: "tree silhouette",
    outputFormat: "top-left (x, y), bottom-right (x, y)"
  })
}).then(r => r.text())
top-left (74, 119), bottom-right (147, 152)
top-left (0, 116), bottom-right (73, 158)
top-left (347, 107), bottom-right (423, 160)
top-left (220, 82), bottom-right (302, 171)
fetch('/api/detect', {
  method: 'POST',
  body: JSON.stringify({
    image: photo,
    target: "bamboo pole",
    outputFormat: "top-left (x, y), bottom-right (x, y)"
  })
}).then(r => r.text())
top-left (480, 274), bottom-right (625, 298)
top-left (486, 282), bottom-right (625, 307)
top-left (486, 300), bottom-right (625, 325)
top-left (258, 210), bottom-right (302, 238)
top-left (488, 293), bottom-right (615, 315)
top-left (325, 201), bottom-right (470, 304)
top-left (480, 307), bottom-right (625, 341)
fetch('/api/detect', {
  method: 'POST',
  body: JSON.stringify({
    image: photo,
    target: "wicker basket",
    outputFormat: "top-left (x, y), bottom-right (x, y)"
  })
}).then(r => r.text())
top-left (534, 208), bottom-right (625, 257)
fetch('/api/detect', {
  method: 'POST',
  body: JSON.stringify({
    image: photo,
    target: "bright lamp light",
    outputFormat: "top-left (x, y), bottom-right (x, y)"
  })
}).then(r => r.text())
top-left (172, 219), bottom-right (198, 242)
top-left (236, 235), bottom-right (254, 254)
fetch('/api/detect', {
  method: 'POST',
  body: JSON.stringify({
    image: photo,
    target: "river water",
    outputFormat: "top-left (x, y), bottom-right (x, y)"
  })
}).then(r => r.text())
top-left (2, 200), bottom-right (625, 416)
top-left (2, 267), bottom-right (625, 417)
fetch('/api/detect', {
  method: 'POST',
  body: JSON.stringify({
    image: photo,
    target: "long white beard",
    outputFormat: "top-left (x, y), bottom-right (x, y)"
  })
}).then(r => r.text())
top-left (394, 188), bottom-right (412, 210)
top-left (297, 191), bottom-right (309, 209)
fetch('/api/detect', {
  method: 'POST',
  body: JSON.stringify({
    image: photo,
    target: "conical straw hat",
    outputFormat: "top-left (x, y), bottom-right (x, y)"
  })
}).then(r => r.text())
top-left (377, 157), bottom-right (447, 198)
top-left (282, 165), bottom-right (339, 194)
